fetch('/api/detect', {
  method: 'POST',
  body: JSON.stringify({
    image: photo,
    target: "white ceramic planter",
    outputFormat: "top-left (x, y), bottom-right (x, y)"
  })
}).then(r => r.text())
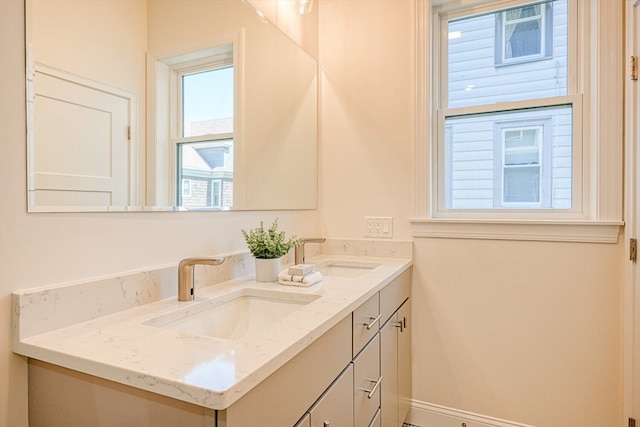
top-left (255, 257), bottom-right (282, 282)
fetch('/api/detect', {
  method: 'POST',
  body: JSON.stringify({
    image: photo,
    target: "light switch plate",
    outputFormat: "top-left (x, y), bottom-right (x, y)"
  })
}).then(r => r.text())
top-left (364, 216), bottom-right (393, 238)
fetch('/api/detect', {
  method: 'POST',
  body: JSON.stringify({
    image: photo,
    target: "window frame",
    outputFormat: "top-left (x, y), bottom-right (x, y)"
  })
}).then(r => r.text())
top-left (172, 59), bottom-right (234, 208)
top-left (411, 0), bottom-right (624, 243)
top-left (146, 30), bottom-right (243, 208)
top-left (439, 0), bottom-right (579, 217)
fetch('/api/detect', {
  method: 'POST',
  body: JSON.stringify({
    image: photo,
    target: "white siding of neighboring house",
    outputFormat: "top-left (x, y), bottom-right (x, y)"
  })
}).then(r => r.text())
top-left (446, 0), bottom-right (570, 209)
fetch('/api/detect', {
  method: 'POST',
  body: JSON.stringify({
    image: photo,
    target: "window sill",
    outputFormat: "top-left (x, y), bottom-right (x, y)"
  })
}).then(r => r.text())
top-left (410, 218), bottom-right (623, 243)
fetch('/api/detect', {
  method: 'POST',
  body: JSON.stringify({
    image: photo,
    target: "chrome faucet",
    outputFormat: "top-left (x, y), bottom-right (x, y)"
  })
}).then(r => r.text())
top-left (177, 257), bottom-right (225, 301)
top-left (294, 238), bottom-right (326, 265)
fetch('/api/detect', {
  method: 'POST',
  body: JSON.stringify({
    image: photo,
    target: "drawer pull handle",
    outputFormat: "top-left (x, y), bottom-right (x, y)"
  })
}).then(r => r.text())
top-left (323, 421), bottom-right (330, 427)
top-left (363, 375), bottom-right (383, 399)
top-left (364, 314), bottom-right (382, 330)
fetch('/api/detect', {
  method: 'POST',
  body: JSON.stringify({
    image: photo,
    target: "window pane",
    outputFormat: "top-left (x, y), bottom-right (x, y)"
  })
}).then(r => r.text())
top-left (447, 0), bottom-right (567, 109)
top-left (505, 149), bottom-right (539, 166)
top-left (182, 179), bottom-right (191, 197)
top-left (504, 166), bottom-right (540, 202)
top-left (211, 180), bottom-right (222, 208)
top-left (182, 67), bottom-right (234, 137)
top-left (504, 128), bottom-right (541, 165)
top-left (504, 4), bottom-right (543, 59)
top-left (505, 19), bottom-right (541, 58)
top-left (177, 139), bottom-right (233, 209)
top-left (505, 128), bottom-right (539, 149)
top-left (444, 105), bottom-right (572, 209)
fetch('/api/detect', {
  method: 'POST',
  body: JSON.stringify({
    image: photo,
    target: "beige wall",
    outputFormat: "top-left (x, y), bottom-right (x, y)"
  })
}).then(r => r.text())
top-left (318, 1), bottom-right (623, 426)
top-left (0, 0), bottom-right (625, 426)
top-left (318, 0), bottom-right (414, 240)
top-left (30, 0), bottom-right (146, 96)
top-left (413, 239), bottom-right (623, 426)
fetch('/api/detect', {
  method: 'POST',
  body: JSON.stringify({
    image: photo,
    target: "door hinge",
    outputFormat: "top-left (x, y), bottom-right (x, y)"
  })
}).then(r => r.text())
top-left (630, 417), bottom-right (636, 427)
top-left (632, 56), bottom-right (638, 81)
top-left (127, 126), bottom-right (131, 140)
top-left (630, 238), bottom-right (637, 262)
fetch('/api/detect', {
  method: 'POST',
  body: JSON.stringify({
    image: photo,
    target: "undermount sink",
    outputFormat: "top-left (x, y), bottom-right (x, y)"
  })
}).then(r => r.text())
top-left (144, 288), bottom-right (319, 340)
top-left (316, 261), bottom-right (380, 278)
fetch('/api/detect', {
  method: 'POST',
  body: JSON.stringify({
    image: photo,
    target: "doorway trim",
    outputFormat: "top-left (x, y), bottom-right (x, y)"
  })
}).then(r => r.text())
top-left (624, 0), bottom-right (640, 425)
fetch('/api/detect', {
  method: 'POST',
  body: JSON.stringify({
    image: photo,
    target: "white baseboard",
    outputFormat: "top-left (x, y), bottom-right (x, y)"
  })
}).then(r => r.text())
top-left (405, 399), bottom-right (537, 427)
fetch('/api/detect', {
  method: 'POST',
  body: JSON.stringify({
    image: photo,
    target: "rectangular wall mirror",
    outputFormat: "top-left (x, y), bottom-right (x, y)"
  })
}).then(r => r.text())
top-left (26, 0), bottom-right (318, 212)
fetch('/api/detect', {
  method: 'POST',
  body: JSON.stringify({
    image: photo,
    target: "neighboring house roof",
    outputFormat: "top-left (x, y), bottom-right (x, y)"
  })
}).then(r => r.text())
top-left (185, 117), bottom-right (232, 136)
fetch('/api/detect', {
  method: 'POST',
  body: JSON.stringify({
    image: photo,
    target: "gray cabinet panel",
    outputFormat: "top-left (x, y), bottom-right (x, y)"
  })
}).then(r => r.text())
top-left (308, 364), bottom-right (354, 427)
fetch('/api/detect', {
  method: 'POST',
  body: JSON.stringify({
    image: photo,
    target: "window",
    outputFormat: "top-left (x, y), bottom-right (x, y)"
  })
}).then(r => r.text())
top-left (211, 180), bottom-right (222, 208)
top-left (412, 0), bottom-right (624, 242)
top-left (500, 123), bottom-right (549, 206)
top-left (439, 0), bottom-right (575, 214)
top-left (147, 32), bottom-right (241, 209)
top-left (502, 127), bottom-right (542, 204)
top-left (182, 179), bottom-right (191, 197)
top-left (175, 61), bottom-right (234, 210)
top-left (495, 3), bottom-right (553, 65)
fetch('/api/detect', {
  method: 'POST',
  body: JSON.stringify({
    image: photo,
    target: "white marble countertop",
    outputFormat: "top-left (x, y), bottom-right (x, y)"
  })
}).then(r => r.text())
top-left (12, 254), bottom-right (411, 410)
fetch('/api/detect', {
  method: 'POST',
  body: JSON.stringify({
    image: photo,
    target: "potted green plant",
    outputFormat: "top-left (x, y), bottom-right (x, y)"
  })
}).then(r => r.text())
top-left (242, 219), bottom-right (302, 282)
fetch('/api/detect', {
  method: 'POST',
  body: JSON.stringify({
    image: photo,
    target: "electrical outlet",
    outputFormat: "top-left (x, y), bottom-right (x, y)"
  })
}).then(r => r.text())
top-left (364, 216), bottom-right (393, 238)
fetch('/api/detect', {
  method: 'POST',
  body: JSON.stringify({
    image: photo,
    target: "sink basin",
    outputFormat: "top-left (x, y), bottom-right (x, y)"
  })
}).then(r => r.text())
top-left (316, 261), bottom-right (380, 278)
top-left (144, 288), bottom-right (319, 340)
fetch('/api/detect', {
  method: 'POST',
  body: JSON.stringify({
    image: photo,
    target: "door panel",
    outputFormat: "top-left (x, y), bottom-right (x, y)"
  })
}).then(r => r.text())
top-left (30, 66), bottom-right (131, 208)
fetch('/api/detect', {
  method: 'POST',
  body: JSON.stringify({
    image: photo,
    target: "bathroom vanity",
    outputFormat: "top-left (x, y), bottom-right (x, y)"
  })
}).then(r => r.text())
top-left (13, 245), bottom-right (412, 427)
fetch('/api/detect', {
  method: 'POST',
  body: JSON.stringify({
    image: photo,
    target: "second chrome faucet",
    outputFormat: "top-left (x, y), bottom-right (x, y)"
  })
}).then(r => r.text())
top-left (177, 257), bottom-right (225, 301)
top-left (294, 238), bottom-right (326, 265)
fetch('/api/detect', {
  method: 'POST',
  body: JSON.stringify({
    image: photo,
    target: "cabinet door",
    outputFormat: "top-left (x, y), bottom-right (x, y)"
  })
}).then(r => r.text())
top-left (398, 299), bottom-right (412, 424)
top-left (380, 313), bottom-right (399, 427)
top-left (354, 333), bottom-right (381, 427)
top-left (308, 364), bottom-right (354, 427)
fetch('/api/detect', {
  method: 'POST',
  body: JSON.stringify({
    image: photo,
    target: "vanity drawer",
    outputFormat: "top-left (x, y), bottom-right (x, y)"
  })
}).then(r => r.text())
top-left (352, 293), bottom-right (380, 357)
top-left (353, 333), bottom-right (381, 427)
top-left (307, 363), bottom-right (354, 427)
